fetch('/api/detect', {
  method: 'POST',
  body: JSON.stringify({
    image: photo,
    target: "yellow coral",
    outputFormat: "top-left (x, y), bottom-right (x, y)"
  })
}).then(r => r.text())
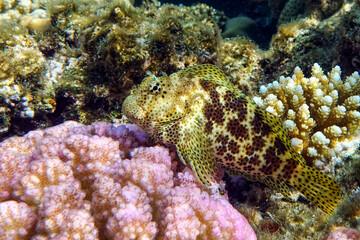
top-left (254, 63), bottom-right (360, 167)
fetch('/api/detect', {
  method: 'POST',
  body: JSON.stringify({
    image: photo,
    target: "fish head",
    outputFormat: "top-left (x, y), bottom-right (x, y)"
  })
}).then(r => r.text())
top-left (122, 71), bottom-right (197, 137)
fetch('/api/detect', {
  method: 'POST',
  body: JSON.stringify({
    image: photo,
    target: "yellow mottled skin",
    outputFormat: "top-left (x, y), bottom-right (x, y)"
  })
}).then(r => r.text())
top-left (122, 64), bottom-right (342, 214)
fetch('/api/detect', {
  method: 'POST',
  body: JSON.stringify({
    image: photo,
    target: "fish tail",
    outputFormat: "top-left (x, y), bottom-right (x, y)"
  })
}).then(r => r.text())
top-left (289, 164), bottom-right (342, 214)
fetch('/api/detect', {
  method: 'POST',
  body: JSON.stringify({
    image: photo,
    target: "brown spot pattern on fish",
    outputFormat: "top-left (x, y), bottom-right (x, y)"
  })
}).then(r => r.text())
top-left (282, 159), bottom-right (298, 180)
top-left (226, 120), bottom-right (249, 140)
top-left (122, 64), bottom-right (342, 214)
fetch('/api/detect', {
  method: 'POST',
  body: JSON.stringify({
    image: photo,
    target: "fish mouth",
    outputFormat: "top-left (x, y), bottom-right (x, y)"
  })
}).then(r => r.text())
top-left (122, 95), bottom-right (183, 128)
top-left (122, 97), bottom-right (147, 122)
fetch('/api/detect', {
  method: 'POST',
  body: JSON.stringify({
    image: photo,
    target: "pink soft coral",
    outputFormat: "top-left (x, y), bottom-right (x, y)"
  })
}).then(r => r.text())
top-left (325, 227), bottom-right (360, 240)
top-left (159, 168), bottom-right (255, 239)
top-left (0, 121), bottom-right (257, 240)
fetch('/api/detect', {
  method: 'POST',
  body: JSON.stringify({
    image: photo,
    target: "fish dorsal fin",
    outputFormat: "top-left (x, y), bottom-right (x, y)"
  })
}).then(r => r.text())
top-left (175, 114), bottom-right (219, 188)
top-left (181, 64), bottom-right (236, 90)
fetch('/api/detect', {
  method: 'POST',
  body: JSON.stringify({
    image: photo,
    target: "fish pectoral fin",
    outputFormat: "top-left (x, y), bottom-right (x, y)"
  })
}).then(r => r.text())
top-left (176, 139), bottom-right (219, 188)
top-left (174, 112), bottom-right (220, 188)
top-left (176, 148), bottom-right (189, 166)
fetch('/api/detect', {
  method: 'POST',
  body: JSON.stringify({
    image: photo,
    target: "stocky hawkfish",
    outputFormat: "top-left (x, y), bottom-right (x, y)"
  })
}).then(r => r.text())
top-left (122, 64), bottom-right (341, 214)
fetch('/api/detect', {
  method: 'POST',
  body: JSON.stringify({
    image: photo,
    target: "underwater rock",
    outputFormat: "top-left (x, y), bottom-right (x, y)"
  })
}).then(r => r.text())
top-left (221, 37), bottom-right (263, 95)
top-left (277, 0), bottom-right (344, 26)
top-left (262, 1), bottom-right (358, 85)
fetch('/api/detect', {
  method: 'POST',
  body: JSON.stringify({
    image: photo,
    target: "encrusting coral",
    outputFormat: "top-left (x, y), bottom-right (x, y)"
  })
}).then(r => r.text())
top-left (263, 1), bottom-right (358, 85)
top-left (1, 0), bottom-right (359, 145)
top-left (277, 0), bottom-right (344, 26)
top-left (254, 63), bottom-right (360, 169)
top-left (220, 38), bottom-right (263, 95)
top-left (0, 121), bottom-right (257, 239)
top-left (0, 18), bottom-right (56, 137)
top-left (0, 0), bottom-right (227, 140)
top-left (75, 1), bottom-right (226, 121)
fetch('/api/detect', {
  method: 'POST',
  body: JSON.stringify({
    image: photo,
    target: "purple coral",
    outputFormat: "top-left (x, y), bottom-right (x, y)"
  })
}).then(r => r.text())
top-left (325, 228), bottom-right (360, 240)
top-left (159, 171), bottom-right (256, 239)
top-left (0, 121), bottom-right (257, 240)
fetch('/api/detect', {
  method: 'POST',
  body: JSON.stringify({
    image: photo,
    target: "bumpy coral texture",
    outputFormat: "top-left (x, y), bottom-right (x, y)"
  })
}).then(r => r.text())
top-left (221, 38), bottom-right (263, 95)
top-left (0, 200), bottom-right (37, 239)
top-left (326, 227), bottom-right (360, 240)
top-left (0, 0), bottom-right (226, 140)
top-left (254, 64), bottom-right (360, 168)
top-left (277, 0), bottom-right (344, 25)
top-left (0, 121), bottom-right (256, 240)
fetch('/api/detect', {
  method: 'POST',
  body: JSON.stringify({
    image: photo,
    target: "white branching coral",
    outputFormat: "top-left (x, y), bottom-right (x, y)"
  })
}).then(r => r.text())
top-left (254, 63), bottom-right (360, 167)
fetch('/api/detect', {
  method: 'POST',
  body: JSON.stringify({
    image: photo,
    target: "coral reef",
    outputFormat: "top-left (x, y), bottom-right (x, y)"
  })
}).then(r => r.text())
top-left (228, 170), bottom-right (360, 239)
top-left (277, 0), bottom-right (344, 26)
top-left (0, 0), bottom-right (226, 140)
top-left (0, 121), bottom-right (256, 239)
top-left (54, 0), bottom-right (226, 123)
top-left (243, 63), bottom-right (360, 239)
top-left (0, 18), bottom-right (57, 137)
top-left (263, 1), bottom-right (358, 84)
top-left (220, 38), bottom-right (263, 95)
top-left (334, 2), bottom-right (360, 76)
top-left (77, 1), bottom-right (225, 119)
top-left (1, 0), bottom-right (359, 144)
top-left (304, 0), bottom-right (344, 20)
top-left (1, 0), bottom-right (360, 238)
top-left (0, 200), bottom-right (37, 239)
top-left (254, 63), bottom-right (360, 168)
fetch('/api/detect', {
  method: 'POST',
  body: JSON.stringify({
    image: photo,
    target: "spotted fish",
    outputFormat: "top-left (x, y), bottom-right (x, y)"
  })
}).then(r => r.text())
top-left (122, 64), bottom-right (341, 214)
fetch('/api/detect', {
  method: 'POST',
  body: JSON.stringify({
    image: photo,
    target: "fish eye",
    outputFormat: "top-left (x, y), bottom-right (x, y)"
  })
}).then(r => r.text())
top-left (149, 79), bottom-right (161, 94)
